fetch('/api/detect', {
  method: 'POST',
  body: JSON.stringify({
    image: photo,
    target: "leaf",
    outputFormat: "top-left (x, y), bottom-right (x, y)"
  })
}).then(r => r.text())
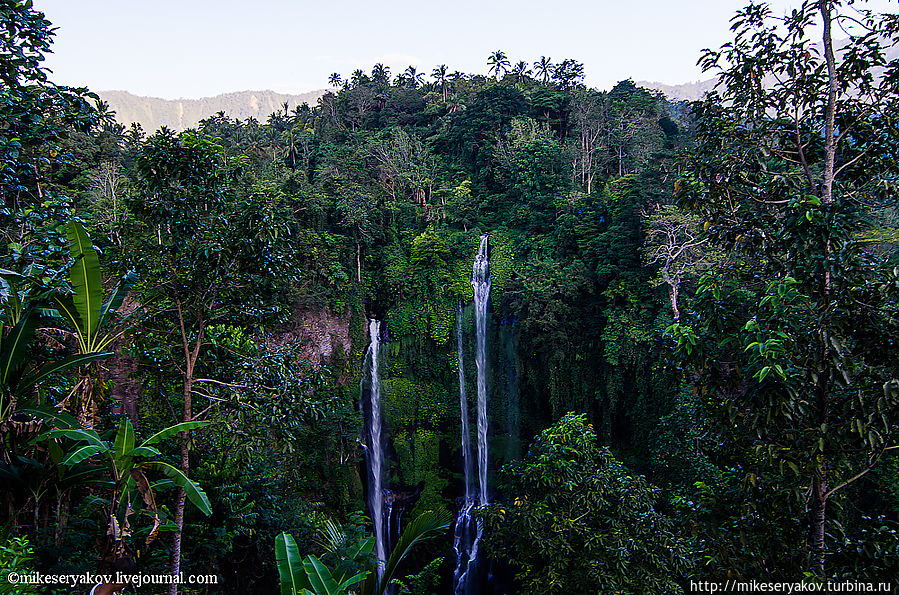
top-left (337, 571), bottom-right (369, 592)
top-left (365, 509), bottom-right (452, 595)
top-left (140, 421), bottom-right (212, 447)
top-left (17, 406), bottom-right (80, 430)
top-left (0, 309), bottom-right (36, 385)
top-left (130, 469), bottom-right (160, 546)
top-left (124, 446), bottom-right (162, 458)
top-left (41, 428), bottom-right (106, 449)
top-left (113, 416), bottom-right (135, 467)
top-left (97, 269), bottom-right (137, 331)
top-left (275, 532), bottom-right (311, 595)
top-left (19, 351), bottom-right (113, 393)
top-left (66, 220), bottom-right (103, 339)
top-left (303, 555), bottom-right (340, 595)
top-left (146, 461), bottom-right (211, 516)
top-left (61, 445), bottom-right (106, 466)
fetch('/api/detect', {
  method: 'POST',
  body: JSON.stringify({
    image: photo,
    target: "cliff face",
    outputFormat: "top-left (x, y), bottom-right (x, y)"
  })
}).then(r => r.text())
top-left (265, 307), bottom-right (353, 369)
top-left (100, 89), bottom-right (327, 132)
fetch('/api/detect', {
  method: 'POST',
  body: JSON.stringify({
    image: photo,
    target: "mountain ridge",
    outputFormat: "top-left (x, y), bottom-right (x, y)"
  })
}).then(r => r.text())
top-left (100, 89), bottom-right (327, 132)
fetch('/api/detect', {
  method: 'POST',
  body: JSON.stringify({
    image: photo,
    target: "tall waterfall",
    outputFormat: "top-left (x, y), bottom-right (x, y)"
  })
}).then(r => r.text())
top-left (453, 234), bottom-right (490, 595)
top-left (362, 319), bottom-right (387, 574)
top-left (457, 301), bottom-right (474, 501)
top-left (472, 233), bottom-right (491, 506)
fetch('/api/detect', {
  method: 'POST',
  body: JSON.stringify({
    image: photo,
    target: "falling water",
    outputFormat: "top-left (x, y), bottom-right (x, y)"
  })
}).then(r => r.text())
top-left (453, 234), bottom-right (491, 595)
top-left (453, 301), bottom-right (476, 593)
top-left (472, 233), bottom-right (491, 506)
top-left (457, 301), bottom-right (474, 501)
top-left (362, 319), bottom-right (387, 575)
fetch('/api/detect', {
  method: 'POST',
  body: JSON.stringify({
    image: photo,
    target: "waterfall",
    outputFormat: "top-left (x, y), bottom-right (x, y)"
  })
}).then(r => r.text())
top-left (472, 233), bottom-right (491, 506)
top-left (362, 319), bottom-right (387, 575)
top-left (453, 234), bottom-right (491, 595)
top-left (457, 301), bottom-right (474, 502)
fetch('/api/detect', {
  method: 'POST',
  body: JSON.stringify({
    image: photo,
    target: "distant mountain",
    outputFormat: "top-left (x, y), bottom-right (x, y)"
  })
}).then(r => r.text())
top-left (635, 78), bottom-right (718, 102)
top-left (100, 89), bottom-right (327, 132)
top-left (638, 39), bottom-right (899, 102)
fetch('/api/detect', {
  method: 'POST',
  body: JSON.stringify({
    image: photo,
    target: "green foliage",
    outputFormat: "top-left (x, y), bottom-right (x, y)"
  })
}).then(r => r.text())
top-left (276, 510), bottom-right (451, 595)
top-left (671, 0), bottom-right (899, 576)
top-left (0, 536), bottom-right (39, 594)
top-left (34, 411), bottom-right (212, 557)
top-left (485, 413), bottom-right (691, 594)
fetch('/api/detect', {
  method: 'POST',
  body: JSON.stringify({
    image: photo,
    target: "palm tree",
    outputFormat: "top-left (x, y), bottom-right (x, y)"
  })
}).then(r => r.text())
top-left (487, 50), bottom-right (510, 79)
top-left (371, 63), bottom-right (390, 87)
top-left (351, 68), bottom-right (367, 87)
top-left (511, 60), bottom-right (532, 84)
top-left (431, 64), bottom-right (449, 101)
top-left (404, 65), bottom-right (424, 88)
top-left (328, 72), bottom-right (342, 88)
top-left (534, 56), bottom-right (553, 84)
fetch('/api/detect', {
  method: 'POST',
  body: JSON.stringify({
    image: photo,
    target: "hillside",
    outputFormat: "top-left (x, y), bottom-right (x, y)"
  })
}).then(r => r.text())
top-left (100, 89), bottom-right (327, 132)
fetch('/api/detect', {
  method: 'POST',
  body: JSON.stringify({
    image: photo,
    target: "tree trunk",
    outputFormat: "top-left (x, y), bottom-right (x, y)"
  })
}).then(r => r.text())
top-left (810, 473), bottom-right (827, 576)
top-left (668, 281), bottom-right (680, 321)
top-left (169, 302), bottom-right (203, 595)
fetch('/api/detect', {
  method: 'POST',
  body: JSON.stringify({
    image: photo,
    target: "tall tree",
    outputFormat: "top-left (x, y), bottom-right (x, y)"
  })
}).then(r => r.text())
top-left (672, 0), bottom-right (899, 576)
top-left (533, 56), bottom-right (553, 84)
top-left (510, 60), bottom-right (532, 84)
top-left (127, 130), bottom-right (295, 592)
top-left (487, 50), bottom-right (511, 80)
top-left (431, 64), bottom-right (449, 101)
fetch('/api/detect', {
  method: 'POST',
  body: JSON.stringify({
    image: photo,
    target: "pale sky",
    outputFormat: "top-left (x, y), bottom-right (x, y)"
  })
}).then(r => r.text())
top-left (36, 0), bottom-right (899, 99)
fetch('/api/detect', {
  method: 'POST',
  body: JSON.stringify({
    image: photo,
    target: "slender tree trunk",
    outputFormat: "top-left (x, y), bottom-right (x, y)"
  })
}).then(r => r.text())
top-left (810, 473), bottom-right (827, 576)
top-left (668, 281), bottom-right (680, 321)
top-left (169, 301), bottom-right (203, 595)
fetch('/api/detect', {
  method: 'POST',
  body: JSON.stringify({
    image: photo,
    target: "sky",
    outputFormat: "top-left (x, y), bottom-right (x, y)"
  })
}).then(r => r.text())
top-left (36, 0), bottom-right (899, 99)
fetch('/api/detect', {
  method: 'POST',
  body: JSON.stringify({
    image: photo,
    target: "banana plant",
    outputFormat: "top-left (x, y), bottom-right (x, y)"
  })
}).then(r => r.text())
top-left (33, 410), bottom-right (212, 555)
top-left (0, 269), bottom-right (111, 448)
top-left (275, 509), bottom-right (452, 595)
top-left (53, 220), bottom-right (137, 354)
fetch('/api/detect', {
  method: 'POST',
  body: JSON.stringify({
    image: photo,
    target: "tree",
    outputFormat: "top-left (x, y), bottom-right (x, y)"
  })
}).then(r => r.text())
top-left (329, 73), bottom-right (342, 88)
top-left (510, 60), bottom-right (532, 84)
top-left (0, 0), bottom-right (100, 280)
top-left (533, 56), bottom-right (553, 84)
top-left (126, 129), bottom-right (295, 592)
top-left (431, 64), bottom-right (449, 101)
top-left (671, 0), bottom-right (899, 576)
top-left (642, 204), bottom-right (716, 321)
top-left (485, 413), bottom-right (691, 593)
top-left (487, 50), bottom-right (511, 80)
top-left (370, 63), bottom-right (390, 87)
top-left (551, 58), bottom-right (585, 89)
top-left (403, 65), bottom-right (424, 89)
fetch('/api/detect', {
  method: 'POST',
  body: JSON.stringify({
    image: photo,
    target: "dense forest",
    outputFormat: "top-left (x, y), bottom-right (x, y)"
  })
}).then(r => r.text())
top-left (2, 0), bottom-right (899, 593)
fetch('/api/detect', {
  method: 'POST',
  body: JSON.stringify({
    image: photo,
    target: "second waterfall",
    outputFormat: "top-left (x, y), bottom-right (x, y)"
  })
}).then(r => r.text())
top-left (452, 233), bottom-right (491, 594)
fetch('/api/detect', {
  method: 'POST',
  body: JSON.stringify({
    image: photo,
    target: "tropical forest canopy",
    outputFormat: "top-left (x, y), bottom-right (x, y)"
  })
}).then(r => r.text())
top-left (2, 0), bottom-right (899, 593)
